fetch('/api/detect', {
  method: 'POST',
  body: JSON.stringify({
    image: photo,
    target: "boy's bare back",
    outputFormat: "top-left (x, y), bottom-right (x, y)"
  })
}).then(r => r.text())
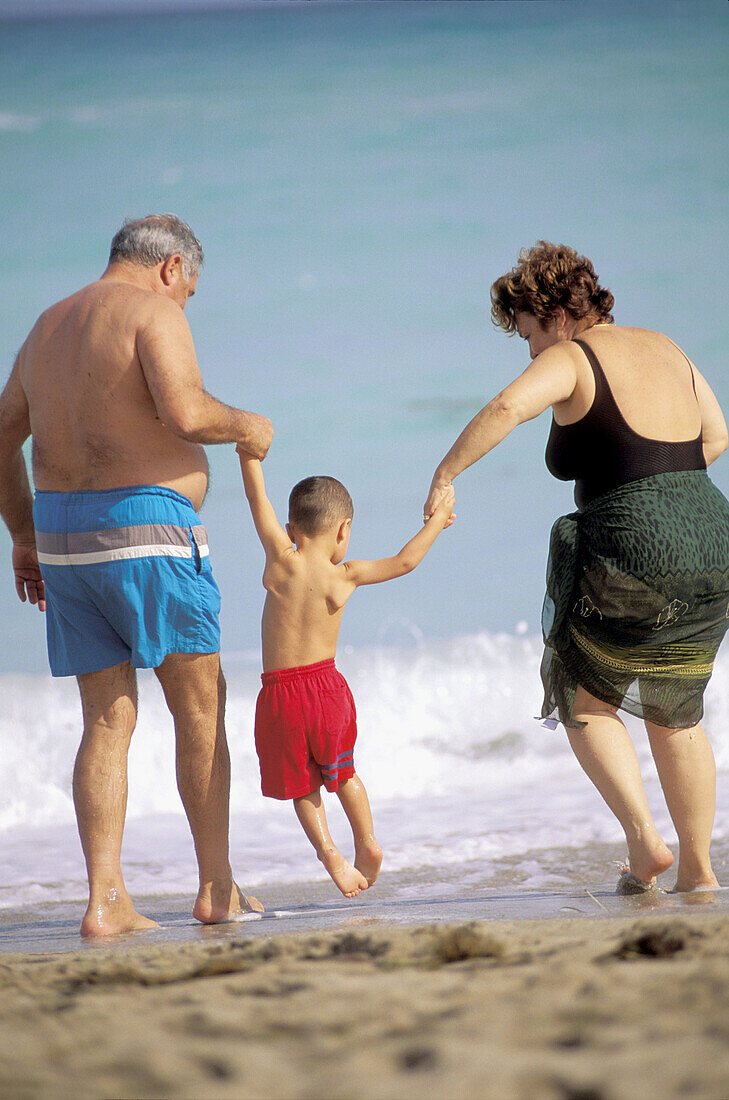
top-left (238, 451), bottom-right (455, 672)
top-left (260, 542), bottom-right (354, 671)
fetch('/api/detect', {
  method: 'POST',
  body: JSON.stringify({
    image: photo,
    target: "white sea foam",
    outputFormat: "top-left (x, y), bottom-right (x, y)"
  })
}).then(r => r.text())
top-left (2, 632), bottom-right (729, 909)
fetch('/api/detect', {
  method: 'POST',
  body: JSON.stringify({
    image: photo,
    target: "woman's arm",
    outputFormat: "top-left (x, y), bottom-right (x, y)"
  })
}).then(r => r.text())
top-left (424, 343), bottom-right (579, 517)
top-left (345, 487), bottom-right (455, 587)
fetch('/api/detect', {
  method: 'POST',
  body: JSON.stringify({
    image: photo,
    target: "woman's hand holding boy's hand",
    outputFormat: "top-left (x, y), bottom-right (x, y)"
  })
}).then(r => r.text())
top-left (424, 479), bottom-right (456, 527)
top-left (429, 484), bottom-right (456, 528)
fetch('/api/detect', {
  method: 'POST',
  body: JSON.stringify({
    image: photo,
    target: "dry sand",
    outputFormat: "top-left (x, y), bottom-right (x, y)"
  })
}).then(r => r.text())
top-left (2, 900), bottom-right (729, 1100)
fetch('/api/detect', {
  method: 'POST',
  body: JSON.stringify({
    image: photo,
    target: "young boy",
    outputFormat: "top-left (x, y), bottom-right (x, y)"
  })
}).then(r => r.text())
top-left (238, 447), bottom-right (455, 898)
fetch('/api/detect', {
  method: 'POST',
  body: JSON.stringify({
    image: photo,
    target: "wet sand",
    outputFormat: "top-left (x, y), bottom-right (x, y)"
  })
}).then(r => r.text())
top-left (2, 880), bottom-right (729, 1099)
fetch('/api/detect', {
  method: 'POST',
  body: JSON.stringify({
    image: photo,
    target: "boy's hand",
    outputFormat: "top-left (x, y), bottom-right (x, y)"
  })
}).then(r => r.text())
top-left (237, 414), bottom-right (273, 461)
top-left (425, 481), bottom-right (455, 527)
top-left (428, 485), bottom-right (455, 527)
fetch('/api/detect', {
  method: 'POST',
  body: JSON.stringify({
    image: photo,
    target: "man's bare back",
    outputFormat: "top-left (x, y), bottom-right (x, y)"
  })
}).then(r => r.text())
top-left (23, 272), bottom-right (215, 511)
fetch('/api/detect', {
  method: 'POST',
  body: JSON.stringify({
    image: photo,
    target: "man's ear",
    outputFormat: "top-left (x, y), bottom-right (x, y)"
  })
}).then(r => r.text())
top-left (285, 521), bottom-right (295, 545)
top-left (160, 253), bottom-right (183, 286)
top-left (337, 518), bottom-right (352, 543)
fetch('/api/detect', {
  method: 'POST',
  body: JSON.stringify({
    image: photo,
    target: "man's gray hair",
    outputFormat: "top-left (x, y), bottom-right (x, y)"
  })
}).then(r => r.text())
top-left (109, 214), bottom-right (204, 279)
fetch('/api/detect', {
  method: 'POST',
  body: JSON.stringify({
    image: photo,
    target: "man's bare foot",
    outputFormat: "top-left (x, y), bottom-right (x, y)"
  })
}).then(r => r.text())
top-left (193, 880), bottom-right (264, 924)
top-left (354, 838), bottom-right (383, 887)
top-left (319, 847), bottom-right (369, 898)
top-left (80, 890), bottom-right (159, 937)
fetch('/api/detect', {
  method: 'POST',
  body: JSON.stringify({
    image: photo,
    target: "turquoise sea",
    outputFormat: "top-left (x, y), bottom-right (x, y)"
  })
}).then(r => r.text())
top-left (2, 0), bottom-right (728, 671)
top-left (1, 1), bottom-right (729, 912)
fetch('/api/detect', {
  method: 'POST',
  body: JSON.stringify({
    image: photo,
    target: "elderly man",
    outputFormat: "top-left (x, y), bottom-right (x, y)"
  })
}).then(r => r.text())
top-left (0, 214), bottom-right (272, 936)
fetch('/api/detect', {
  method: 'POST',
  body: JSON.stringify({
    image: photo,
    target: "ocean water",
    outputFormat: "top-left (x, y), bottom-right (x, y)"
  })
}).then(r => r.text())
top-left (1, 1), bottom-right (728, 910)
top-left (2, 634), bottom-right (729, 910)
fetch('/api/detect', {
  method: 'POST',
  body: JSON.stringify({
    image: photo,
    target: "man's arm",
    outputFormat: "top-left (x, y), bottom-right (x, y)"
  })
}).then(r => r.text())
top-left (237, 447), bottom-right (293, 559)
top-left (0, 358), bottom-right (45, 610)
top-left (344, 487), bottom-right (454, 587)
top-left (137, 299), bottom-right (273, 459)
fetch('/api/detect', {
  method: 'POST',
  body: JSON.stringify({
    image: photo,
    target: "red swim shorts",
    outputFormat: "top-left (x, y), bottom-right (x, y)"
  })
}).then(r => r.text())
top-left (254, 658), bottom-right (357, 800)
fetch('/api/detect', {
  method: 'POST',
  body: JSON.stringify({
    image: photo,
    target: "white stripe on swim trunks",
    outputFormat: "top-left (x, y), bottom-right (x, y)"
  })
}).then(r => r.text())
top-left (37, 543), bottom-right (210, 566)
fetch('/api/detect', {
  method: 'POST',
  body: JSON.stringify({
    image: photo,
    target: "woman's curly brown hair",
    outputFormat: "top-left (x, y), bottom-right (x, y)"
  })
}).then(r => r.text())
top-left (490, 241), bottom-right (614, 334)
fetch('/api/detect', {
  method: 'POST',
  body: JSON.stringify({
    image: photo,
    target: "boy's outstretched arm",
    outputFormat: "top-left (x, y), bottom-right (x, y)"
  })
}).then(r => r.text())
top-left (344, 487), bottom-right (455, 587)
top-left (236, 446), bottom-right (293, 558)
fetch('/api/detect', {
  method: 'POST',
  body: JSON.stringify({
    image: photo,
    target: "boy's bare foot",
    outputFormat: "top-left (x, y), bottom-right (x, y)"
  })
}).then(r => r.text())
top-left (319, 847), bottom-right (369, 898)
top-left (193, 880), bottom-right (264, 924)
top-left (354, 838), bottom-right (383, 887)
top-left (81, 889), bottom-right (159, 937)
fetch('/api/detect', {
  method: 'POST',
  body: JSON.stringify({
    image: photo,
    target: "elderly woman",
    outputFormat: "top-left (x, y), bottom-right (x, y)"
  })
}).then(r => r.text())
top-left (426, 241), bottom-right (729, 893)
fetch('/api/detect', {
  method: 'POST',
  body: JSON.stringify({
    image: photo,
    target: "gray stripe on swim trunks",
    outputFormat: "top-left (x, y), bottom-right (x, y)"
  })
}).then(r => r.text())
top-left (36, 524), bottom-right (208, 555)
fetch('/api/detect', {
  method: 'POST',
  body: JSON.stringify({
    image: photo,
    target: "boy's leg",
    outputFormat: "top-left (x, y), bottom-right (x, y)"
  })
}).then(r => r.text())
top-left (336, 772), bottom-right (383, 886)
top-left (75, 661), bottom-right (158, 937)
top-left (645, 719), bottom-right (719, 892)
top-left (293, 789), bottom-right (369, 898)
top-left (568, 686), bottom-right (674, 885)
top-left (154, 651), bottom-right (263, 921)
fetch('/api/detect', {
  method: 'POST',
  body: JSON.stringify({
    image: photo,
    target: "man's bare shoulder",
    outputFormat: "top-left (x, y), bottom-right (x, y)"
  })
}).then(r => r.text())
top-left (30, 279), bottom-right (167, 336)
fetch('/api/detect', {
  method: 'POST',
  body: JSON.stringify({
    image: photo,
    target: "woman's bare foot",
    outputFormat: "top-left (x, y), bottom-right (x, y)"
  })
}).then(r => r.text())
top-left (670, 871), bottom-right (721, 893)
top-left (625, 837), bottom-right (674, 885)
top-left (319, 847), bottom-right (369, 898)
top-left (354, 838), bottom-right (383, 887)
top-left (193, 880), bottom-right (264, 924)
top-left (616, 865), bottom-right (657, 895)
top-left (81, 889), bottom-right (159, 937)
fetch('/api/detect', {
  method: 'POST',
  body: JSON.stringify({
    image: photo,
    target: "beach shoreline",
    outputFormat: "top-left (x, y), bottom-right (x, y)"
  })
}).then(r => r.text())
top-left (5, 848), bottom-right (729, 953)
top-left (2, 883), bottom-right (729, 1099)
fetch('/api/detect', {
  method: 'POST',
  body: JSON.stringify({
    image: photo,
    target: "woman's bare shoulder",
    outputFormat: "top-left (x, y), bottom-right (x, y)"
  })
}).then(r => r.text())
top-left (586, 324), bottom-right (690, 362)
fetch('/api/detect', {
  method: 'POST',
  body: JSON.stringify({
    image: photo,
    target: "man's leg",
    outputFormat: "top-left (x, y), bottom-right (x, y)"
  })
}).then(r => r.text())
top-left (293, 788), bottom-right (369, 897)
top-left (75, 661), bottom-right (158, 937)
top-left (154, 651), bottom-right (263, 921)
top-left (336, 773), bottom-right (383, 886)
top-left (568, 686), bottom-right (674, 885)
top-left (645, 719), bottom-right (720, 891)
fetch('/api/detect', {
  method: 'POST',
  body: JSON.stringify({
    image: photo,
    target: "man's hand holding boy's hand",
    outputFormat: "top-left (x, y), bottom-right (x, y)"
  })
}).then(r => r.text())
top-left (238, 414), bottom-right (273, 461)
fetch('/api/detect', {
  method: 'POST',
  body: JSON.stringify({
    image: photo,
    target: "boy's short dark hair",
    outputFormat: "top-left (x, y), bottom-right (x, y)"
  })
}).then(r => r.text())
top-left (289, 476), bottom-right (354, 535)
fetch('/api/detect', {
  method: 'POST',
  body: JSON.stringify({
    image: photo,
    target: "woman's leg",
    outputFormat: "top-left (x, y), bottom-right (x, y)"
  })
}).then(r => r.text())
top-left (644, 719), bottom-right (719, 891)
top-left (568, 686), bottom-right (674, 884)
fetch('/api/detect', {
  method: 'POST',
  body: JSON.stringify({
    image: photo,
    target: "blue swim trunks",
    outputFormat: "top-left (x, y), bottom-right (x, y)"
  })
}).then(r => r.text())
top-left (33, 485), bottom-right (221, 677)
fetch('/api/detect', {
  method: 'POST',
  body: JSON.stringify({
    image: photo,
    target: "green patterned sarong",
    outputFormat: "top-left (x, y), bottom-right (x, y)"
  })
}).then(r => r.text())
top-left (541, 470), bottom-right (729, 729)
